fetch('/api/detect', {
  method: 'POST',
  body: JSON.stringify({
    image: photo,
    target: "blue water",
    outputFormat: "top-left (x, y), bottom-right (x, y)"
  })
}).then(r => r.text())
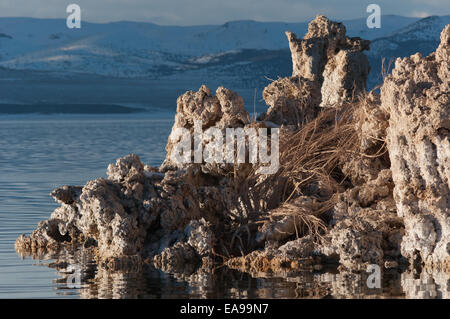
top-left (0, 113), bottom-right (172, 298)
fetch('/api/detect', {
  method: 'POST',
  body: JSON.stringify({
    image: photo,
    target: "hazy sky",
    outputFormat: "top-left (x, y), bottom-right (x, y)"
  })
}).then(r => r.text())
top-left (0, 0), bottom-right (448, 25)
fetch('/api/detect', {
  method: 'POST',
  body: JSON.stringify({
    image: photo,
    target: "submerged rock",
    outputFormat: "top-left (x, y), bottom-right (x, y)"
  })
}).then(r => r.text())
top-left (226, 235), bottom-right (319, 276)
top-left (401, 269), bottom-right (450, 299)
top-left (152, 219), bottom-right (214, 275)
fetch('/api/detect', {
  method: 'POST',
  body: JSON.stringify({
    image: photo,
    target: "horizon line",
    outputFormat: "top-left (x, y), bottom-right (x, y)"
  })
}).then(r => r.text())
top-left (0, 13), bottom-right (448, 27)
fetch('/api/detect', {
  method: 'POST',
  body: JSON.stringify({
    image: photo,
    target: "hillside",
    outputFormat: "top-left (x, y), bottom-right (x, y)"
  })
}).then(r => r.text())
top-left (0, 14), bottom-right (448, 108)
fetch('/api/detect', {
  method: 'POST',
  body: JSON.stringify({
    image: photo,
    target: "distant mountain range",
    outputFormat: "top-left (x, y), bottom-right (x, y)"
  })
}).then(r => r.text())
top-left (0, 103), bottom-right (144, 114)
top-left (0, 14), bottom-right (449, 103)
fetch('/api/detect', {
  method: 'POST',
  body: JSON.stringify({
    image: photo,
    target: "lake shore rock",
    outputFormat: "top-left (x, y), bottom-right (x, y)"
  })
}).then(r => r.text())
top-left (16, 17), bottom-right (449, 282)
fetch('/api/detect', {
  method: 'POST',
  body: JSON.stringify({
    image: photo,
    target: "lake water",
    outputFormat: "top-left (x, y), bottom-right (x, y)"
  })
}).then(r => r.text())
top-left (0, 113), bottom-right (445, 299)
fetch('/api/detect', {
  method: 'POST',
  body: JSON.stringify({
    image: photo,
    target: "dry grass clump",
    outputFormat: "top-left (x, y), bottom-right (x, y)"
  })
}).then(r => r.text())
top-left (218, 93), bottom-right (389, 257)
top-left (240, 102), bottom-right (359, 213)
top-left (269, 202), bottom-right (328, 241)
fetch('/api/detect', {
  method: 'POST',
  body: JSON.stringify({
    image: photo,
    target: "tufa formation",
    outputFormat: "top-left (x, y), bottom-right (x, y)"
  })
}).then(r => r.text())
top-left (15, 17), bottom-right (449, 291)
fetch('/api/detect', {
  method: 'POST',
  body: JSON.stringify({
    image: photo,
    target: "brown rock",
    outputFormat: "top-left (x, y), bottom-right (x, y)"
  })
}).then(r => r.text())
top-left (261, 76), bottom-right (320, 126)
top-left (381, 25), bottom-right (450, 267)
top-left (285, 15), bottom-right (370, 108)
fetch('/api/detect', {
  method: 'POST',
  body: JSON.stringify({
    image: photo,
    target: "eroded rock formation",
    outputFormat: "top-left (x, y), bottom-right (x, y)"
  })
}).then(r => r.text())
top-left (15, 17), bottom-right (450, 294)
top-left (16, 154), bottom-right (235, 269)
top-left (162, 85), bottom-right (250, 175)
top-left (287, 16), bottom-right (369, 82)
top-left (381, 25), bottom-right (450, 269)
top-left (260, 15), bottom-right (370, 127)
top-left (320, 170), bottom-right (404, 270)
top-left (260, 76), bottom-right (320, 127)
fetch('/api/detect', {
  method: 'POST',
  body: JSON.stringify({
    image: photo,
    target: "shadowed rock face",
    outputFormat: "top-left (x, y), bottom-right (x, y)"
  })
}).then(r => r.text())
top-left (261, 76), bottom-right (320, 127)
top-left (381, 25), bottom-right (450, 269)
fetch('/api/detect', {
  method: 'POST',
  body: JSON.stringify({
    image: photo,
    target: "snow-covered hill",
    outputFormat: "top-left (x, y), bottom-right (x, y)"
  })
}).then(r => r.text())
top-left (367, 15), bottom-right (450, 87)
top-left (0, 15), bottom-right (421, 77)
top-left (0, 15), bottom-right (448, 91)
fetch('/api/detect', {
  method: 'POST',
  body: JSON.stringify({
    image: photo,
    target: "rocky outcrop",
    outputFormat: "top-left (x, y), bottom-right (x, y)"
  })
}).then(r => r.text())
top-left (287, 16), bottom-right (369, 81)
top-left (16, 154), bottom-right (160, 261)
top-left (381, 25), bottom-right (450, 268)
top-left (15, 154), bottom-right (233, 267)
top-left (259, 15), bottom-right (370, 126)
top-left (320, 170), bottom-right (405, 270)
top-left (162, 85), bottom-right (250, 175)
top-left (15, 17), bottom-right (450, 297)
top-left (260, 76), bottom-right (320, 127)
top-left (286, 15), bottom-right (370, 108)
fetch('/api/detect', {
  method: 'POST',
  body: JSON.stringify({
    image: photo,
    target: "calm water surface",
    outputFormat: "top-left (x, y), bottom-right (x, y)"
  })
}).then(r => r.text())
top-left (0, 113), bottom-right (171, 298)
top-left (0, 113), bottom-right (444, 298)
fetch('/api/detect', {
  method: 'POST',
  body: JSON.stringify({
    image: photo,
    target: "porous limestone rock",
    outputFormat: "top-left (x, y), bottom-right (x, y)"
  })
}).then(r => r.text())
top-left (286, 15), bottom-right (370, 108)
top-left (16, 152), bottom-right (236, 270)
top-left (381, 25), bottom-right (450, 268)
top-left (16, 19), bottom-right (450, 288)
top-left (16, 154), bottom-right (161, 262)
top-left (156, 166), bottom-right (233, 231)
top-left (260, 76), bottom-right (320, 126)
top-left (162, 85), bottom-right (250, 175)
top-left (320, 170), bottom-right (404, 270)
top-left (320, 49), bottom-right (370, 107)
top-left (260, 15), bottom-right (370, 126)
top-left (152, 218), bottom-right (214, 274)
top-left (185, 218), bottom-right (214, 257)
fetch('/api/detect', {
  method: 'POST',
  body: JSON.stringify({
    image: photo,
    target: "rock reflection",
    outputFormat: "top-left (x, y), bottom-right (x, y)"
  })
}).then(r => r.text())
top-left (21, 247), bottom-right (448, 299)
top-left (401, 269), bottom-right (449, 299)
